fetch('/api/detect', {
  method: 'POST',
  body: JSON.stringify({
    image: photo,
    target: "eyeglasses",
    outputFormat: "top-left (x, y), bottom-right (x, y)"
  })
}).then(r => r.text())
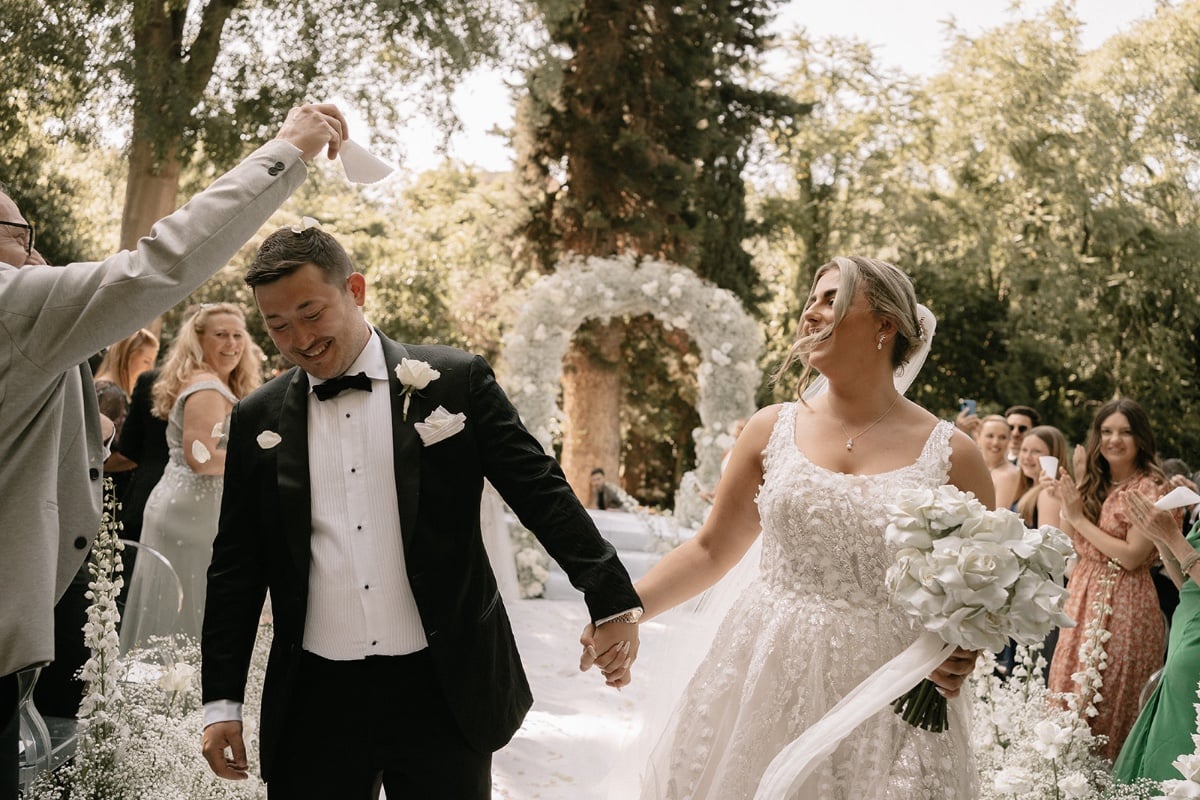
top-left (0, 220), bottom-right (35, 257)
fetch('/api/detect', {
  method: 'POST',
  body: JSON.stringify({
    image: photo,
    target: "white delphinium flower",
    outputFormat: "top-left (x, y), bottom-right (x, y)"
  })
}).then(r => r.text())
top-left (77, 479), bottom-right (128, 746)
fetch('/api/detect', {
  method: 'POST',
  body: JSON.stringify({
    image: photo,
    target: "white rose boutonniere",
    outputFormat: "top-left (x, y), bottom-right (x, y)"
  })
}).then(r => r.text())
top-left (257, 430), bottom-right (282, 449)
top-left (414, 406), bottom-right (466, 447)
top-left (395, 358), bottom-right (441, 421)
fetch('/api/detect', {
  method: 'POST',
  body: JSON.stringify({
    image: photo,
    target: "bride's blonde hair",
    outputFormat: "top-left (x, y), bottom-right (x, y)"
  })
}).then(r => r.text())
top-left (774, 256), bottom-right (924, 399)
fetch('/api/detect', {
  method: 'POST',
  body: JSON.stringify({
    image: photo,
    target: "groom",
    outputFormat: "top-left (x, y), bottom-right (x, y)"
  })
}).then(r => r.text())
top-left (200, 227), bottom-right (642, 798)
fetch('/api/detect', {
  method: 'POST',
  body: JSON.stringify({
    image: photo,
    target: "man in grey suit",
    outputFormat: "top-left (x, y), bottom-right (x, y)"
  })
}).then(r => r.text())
top-left (0, 102), bottom-right (348, 799)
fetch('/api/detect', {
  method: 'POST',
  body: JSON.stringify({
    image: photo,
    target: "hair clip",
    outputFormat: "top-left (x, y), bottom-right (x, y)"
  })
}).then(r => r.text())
top-left (290, 216), bottom-right (321, 234)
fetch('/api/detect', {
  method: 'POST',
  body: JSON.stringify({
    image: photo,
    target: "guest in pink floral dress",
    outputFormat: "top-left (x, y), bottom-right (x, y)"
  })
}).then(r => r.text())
top-left (1049, 397), bottom-right (1175, 761)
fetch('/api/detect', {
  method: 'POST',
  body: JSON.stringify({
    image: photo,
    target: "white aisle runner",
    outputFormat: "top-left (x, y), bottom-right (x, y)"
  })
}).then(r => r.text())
top-left (492, 598), bottom-right (669, 800)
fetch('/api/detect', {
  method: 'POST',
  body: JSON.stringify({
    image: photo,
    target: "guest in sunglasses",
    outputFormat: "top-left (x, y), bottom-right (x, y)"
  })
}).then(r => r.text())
top-left (1004, 404), bottom-right (1039, 464)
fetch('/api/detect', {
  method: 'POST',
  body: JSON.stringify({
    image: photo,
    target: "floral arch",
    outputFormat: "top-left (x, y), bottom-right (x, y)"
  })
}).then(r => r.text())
top-left (500, 253), bottom-right (762, 527)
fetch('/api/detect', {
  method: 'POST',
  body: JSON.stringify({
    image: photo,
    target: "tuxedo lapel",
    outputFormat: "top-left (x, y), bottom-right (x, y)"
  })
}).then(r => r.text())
top-left (276, 368), bottom-right (314, 583)
top-left (380, 334), bottom-right (421, 553)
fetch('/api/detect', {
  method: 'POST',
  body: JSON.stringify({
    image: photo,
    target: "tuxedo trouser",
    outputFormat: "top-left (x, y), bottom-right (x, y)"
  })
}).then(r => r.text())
top-left (1, 671), bottom-right (16, 800)
top-left (267, 648), bottom-right (490, 800)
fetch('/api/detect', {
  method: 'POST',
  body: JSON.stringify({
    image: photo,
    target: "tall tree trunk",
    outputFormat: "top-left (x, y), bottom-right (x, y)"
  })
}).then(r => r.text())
top-left (118, 117), bottom-right (183, 336)
top-left (120, 124), bottom-right (182, 252)
top-left (561, 319), bottom-right (624, 504)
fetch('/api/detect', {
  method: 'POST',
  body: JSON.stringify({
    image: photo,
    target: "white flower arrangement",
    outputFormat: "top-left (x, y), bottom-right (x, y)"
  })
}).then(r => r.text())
top-left (29, 480), bottom-right (274, 800)
top-left (972, 645), bottom-right (1112, 800)
top-left (512, 526), bottom-right (551, 599)
top-left (499, 253), bottom-right (762, 526)
top-left (971, 561), bottom-right (1131, 800)
top-left (884, 485), bottom-right (1075, 731)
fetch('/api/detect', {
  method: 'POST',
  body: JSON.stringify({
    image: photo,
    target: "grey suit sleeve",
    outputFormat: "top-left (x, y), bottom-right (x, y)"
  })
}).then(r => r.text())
top-left (0, 140), bottom-right (307, 374)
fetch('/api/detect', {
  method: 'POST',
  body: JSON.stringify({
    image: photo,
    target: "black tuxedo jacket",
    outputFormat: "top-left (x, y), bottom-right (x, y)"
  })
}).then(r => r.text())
top-left (201, 333), bottom-right (640, 781)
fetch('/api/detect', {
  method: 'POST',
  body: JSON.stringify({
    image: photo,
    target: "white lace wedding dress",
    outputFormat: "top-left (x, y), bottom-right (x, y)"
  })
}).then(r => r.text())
top-left (640, 403), bottom-right (975, 799)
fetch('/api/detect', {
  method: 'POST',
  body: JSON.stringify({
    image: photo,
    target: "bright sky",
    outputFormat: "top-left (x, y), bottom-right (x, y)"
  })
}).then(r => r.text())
top-left (386, 0), bottom-right (1162, 176)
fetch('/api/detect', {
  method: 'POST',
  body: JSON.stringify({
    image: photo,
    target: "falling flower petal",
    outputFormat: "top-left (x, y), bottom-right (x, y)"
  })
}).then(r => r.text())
top-left (191, 440), bottom-right (211, 463)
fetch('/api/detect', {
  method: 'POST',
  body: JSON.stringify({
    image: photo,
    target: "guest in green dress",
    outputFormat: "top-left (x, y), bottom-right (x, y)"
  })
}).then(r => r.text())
top-left (1113, 492), bottom-right (1200, 783)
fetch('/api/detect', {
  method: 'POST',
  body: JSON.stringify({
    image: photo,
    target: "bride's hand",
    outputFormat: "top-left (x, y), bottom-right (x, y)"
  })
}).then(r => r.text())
top-left (928, 648), bottom-right (978, 698)
top-left (579, 621), bottom-right (639, 688)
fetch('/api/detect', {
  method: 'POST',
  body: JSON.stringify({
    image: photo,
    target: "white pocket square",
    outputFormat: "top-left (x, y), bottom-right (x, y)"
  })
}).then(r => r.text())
top-left (414, 406), bottom-right (466, 446)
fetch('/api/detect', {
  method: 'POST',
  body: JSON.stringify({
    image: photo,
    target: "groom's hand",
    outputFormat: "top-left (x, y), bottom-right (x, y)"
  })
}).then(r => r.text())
top-left (579, 621), bottom-right (639, 688)
top-left (202, 720), bottom-right (249, 780)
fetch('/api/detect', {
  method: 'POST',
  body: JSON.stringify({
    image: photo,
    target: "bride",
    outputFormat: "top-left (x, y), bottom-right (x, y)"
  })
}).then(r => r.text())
top-left (583, 257), bottom-right (994, 798)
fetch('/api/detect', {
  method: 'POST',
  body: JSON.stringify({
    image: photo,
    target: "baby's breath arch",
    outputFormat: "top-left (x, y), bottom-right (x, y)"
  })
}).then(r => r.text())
top-left (500, 254), bottom-right (762, 527)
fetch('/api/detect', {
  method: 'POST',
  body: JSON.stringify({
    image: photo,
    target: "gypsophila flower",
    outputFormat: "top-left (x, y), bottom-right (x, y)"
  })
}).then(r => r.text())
top-left (28, 480), bottom-right (274, 800)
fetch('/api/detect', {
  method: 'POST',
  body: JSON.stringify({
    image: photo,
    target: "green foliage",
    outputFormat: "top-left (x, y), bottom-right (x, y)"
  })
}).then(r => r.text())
top-left (519, 0), bottom-right (804, 303)
top-left (759, 2), bottom-right (1200, 456)
top-left (619, 315), bottom-right (701, 506)
top-left (161, 160), bottom-right (524, 372)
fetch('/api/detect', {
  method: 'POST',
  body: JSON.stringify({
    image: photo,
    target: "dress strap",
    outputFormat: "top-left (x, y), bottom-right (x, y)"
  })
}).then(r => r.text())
top-left (762, 402), bottom-right (797, 477)
top-left (918, 419), bottom-right (956, 485)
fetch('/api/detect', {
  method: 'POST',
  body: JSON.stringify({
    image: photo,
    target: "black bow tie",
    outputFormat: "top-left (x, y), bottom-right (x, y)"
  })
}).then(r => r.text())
top-left (313, 371), bottom-right (372, 401)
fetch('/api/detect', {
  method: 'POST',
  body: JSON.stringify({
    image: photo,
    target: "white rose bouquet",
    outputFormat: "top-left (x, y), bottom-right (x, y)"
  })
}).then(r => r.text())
top-left (884, 485), bottom-right (1075, 731)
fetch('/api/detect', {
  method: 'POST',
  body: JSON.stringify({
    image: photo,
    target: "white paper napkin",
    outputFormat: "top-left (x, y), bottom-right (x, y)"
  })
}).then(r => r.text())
top-left (1155, 485), bottom-right (1200, 511)
top-left (1039, 456), bottom-right (1059, 478)
top-left (340, 139), bottom-right (395, 184)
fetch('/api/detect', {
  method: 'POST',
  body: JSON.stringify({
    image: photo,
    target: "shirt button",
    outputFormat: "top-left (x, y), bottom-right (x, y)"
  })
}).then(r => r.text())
top-left (73, 536), bottom-right (88, 550)
top-left (350, 467), bottom-right (356, 473)
top-left (356, 525), bottom-right (362, 531)
top-left (371, 640), bottom-right (377, 646)
top-left (89, 468), bottom-right (100, 480)
top-left (364, 584), bottom-right (369, 590)
top-left (267, 161), bottom-right (284, 176)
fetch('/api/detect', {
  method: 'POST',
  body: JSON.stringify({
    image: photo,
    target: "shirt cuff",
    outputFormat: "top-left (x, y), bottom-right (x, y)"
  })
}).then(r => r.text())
top-left (594, 607), bottom-right (643, 626)
top-left (203, 699), bottom-right (244, 729)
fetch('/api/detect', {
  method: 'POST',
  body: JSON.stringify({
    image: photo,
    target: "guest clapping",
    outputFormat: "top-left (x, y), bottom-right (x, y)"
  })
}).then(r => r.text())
top-left (1112, 492), bottom-right (1200, 783)
top-left (1048, 398), bottom-right (1176, 761)
top-left (121, 303), bottom-right (263, 650)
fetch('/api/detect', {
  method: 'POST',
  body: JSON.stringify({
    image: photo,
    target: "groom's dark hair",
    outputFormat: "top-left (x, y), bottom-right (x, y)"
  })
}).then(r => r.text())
top-left (245, 226), bottom-right (355, 288)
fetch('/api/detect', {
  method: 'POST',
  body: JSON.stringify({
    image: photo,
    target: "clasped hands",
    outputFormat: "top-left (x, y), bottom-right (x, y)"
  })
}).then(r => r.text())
top-left (578, 620), bottom-right (639, 689)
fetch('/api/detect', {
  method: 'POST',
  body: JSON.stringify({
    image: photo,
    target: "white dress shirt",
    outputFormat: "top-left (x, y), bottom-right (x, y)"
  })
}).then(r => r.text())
top-left (204, 330), bottom-right (426, 728)
top-left (302, 330), bottom-right (427, 658)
